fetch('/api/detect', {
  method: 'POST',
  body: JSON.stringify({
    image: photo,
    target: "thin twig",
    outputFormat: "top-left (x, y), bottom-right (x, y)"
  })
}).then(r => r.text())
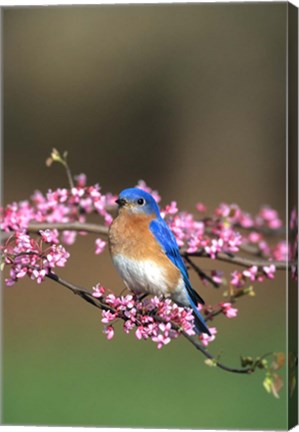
top-left (181, 332), bottom-right (254, 374)
top-left (183, 254), bottom-right (220, 288)
top-left (204, 287), bottom-right (250, 322)
top-left (188, 251), bottom-right (293, 270)
top-left (46, 272), bottom-right (113, 312)
top-left (239, 244), bottom-right (261, 255)
top-left (27, 222), bottom-right (109, 235)
top-left (234, 223), bottom-right (285, 237)
top-left (63, 160), bottom-right (74, 190)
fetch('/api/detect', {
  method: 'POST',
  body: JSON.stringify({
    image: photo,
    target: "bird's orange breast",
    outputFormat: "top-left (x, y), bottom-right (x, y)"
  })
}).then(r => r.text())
top-left (108, 211), bottom-right (181, 291)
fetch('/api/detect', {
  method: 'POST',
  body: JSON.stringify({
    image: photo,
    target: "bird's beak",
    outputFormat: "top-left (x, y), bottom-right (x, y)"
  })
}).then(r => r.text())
top-left (115, 198), bottom-right (127, 207)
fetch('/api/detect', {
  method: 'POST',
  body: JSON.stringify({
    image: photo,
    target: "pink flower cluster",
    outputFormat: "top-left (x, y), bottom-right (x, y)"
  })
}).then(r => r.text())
top-left (91, 286), bottom-right (217, 349)
top-left (0, 174), bottom-right (116, 254)
top-left (161, 201), bottom-right (285, 264)
top-left (200, 327), bottom-right (217, 347)
top-left (2, 229), bottom-right (70, 286)
top-left (231, 264), bottom-right (276, 288)
top-left (214, 203), bottom-right (283, 231)
top-left (200, 301), bottom-right (238, 322)
top-left (177, 212), bottom-right (243, 257)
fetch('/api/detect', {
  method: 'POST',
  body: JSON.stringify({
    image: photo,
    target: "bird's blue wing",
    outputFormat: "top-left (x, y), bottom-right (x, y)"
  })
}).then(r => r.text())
top-left (150, 218), bottom-right (210, 335)
top-left (149, 218), bottom-right (205, 306)
top-left (150, 219), bottom-right (188, 284)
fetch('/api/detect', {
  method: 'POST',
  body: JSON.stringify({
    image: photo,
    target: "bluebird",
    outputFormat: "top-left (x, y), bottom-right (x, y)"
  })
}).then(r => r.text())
top-left (108, 188), bottom-right (211, 335)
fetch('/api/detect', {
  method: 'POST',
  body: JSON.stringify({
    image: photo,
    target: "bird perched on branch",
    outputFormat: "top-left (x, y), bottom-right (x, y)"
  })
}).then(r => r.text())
top-left (108, 187), bottom-right (210, 335)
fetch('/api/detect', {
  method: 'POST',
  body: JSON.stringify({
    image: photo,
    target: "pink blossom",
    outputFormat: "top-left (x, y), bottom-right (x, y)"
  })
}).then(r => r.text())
top-left (149, 296), bottom-right (162, 308)
top-left (187, 236), bottom-right (201, 254)
top-left (95, 238), bottom-right (106, 255)
top-left (31, 268), bottom-right (47, 284)
top-left (5, 279), bottom-right (15, 287)
top-left (166, 211), bottom-right (204, 248)
top-left (211, 270), bottom-right (224, 285)
top-left (215, 203), bottom-right (241, 222)
top-left (220, 302), bottom-right (238, 318)
top-left (39, 229), bottom-right (59, 244)
top-left (105, 193), bottom-right (118, 207)
top-left (152, 323), bottom-right (172, 349)
top-left (15, 232), bottom-right (32, 249)
top-left (46, 245), bottom-right (70, 267)
top-left (215, 203), bottom-right (231, 219)
top-left (135, 326), bottom-right (148, 340)
top-left (263, 264), bottom-right (276, 279)
top-left (248, 231), bottom-right (262, 243)
top-left (101, 310), bottom-right (117, 324)
top-left (258, 206), bottom-right (282, 230)
top-left (272, 241), bottom-right (288, 261)
top-left (196, 303), bottom-right (203, 312)
top-left (259, 207), bottom-right (278, 221)
top-left (269, 219), bottom-right (282, 229)
top-left (74, 173), bottom-right (87, 187)
top-left (103, 212), bottom-right (113, 226)
top-left (71, 187), bottom-right (85, 199)
top-left (257, 275), bottom-right (265, 283)
top-left (92, 284), bottom-right (105, 298)
top-left (224, 230), bottom-right (242, 253)
top-left (124, 320), bottom-right (135, 334)
top-left (196, 203), bottom-right (207, 213)
top-left (88, 184), bottom-right (101, 200)
top-left (200, 327), bottom-right (217, 346)
top-left (104, 293), bottom-right (119, 307)
top-left (161, 201), bottom-right (178, 218)
top-left (103, 325), bottom-right (114, 340)
top-left (258, 240), bottom-right (271, 256)
top-left (205, 238), bottom-right (224, 259)
top-left (243, 266), bottom-right (258, 281)
top-left (79, 197), bottom-right (93, 213)
top-left (239, 212), bottom-right (254, 228)
top-left (62, 230), bottom-right (77, 245)
top-left (230, 271), bottom-right (244, 288)
top-left (16, 267), bottom-right (28, 278)
top-left (118, 295), bottom-right (135, 309)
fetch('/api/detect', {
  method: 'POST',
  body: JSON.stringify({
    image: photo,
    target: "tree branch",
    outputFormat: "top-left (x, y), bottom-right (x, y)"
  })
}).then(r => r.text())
top-left (28, 222), bottom-right (109, 235)
top-left (1, 221), bottom-right (293, 271)
top-left (46, 272), bottom-right (113, 312)
top-left (187, 251), bottom-right (293, 270)
top-left (183, 254), bottom-right (220, 288)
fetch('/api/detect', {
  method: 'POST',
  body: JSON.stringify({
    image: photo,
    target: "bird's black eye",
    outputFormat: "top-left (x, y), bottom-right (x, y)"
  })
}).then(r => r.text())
top-left (137, 198), bottom-right (145, 206)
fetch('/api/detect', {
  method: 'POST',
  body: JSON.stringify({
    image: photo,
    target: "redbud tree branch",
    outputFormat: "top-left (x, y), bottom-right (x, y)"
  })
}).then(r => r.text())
top-left (24, 221), bottom-right (294, 271)
top-left (46, 271), bottom-right (260, 375)
top-left (185, 251), bottom-right (292, 270)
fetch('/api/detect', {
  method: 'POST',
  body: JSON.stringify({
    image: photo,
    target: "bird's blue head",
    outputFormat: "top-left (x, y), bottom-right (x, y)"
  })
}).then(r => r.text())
top-left (116, 188), bottom-right (160, 217)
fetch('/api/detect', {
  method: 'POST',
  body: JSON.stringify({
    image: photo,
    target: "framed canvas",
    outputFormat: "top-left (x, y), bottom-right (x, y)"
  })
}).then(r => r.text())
top-left (1, 2), bottom-right (298, 430)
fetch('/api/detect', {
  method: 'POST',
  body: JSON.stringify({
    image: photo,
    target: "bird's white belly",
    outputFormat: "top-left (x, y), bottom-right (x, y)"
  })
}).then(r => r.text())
top-left (112, 254), bottom-right (170, 297)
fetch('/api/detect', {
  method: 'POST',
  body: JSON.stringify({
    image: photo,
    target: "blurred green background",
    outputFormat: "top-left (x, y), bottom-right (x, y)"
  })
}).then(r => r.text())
top-left (2, 3), bottom-right (288, 429)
